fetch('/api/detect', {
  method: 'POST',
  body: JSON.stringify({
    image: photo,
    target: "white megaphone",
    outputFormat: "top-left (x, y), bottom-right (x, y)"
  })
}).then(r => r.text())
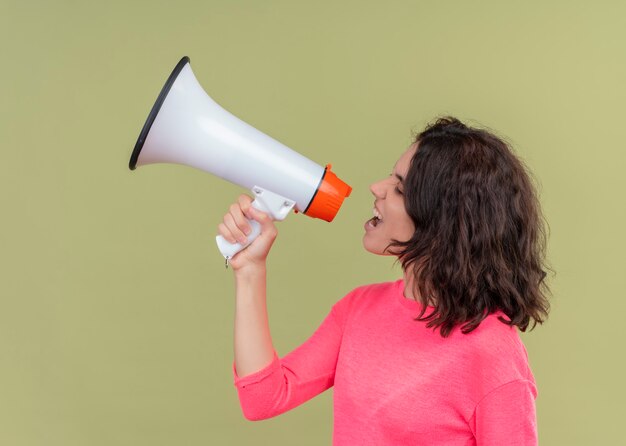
top-left (129, 56), bottom-right (352, 261)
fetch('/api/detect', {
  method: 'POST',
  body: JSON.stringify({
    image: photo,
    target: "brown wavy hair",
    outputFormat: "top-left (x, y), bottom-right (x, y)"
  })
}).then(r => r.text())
top-left (389, 116), bottom-right (553, 337)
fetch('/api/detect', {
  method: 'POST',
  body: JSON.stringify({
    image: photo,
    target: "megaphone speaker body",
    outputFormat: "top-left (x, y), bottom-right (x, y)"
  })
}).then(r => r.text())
top-left (130, 57), bottom-right (351, 259)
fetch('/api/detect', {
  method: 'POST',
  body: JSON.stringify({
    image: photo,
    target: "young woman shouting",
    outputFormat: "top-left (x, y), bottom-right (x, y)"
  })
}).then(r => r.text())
top-left (219, 116), bottom-right (551, 446)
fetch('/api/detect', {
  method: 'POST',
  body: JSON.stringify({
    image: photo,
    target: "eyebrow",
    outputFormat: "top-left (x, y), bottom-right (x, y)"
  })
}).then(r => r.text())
top-left (394, 173), bottom-right (404, 183)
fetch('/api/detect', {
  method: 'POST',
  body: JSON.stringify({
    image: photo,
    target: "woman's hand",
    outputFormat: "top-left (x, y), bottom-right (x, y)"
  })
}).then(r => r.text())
top-left (217, 194), bottom-right (278, 272)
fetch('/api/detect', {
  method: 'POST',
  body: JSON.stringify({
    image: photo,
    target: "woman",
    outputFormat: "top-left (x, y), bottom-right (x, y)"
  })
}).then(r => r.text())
top-left (219, 116), bottom-right (552, 445)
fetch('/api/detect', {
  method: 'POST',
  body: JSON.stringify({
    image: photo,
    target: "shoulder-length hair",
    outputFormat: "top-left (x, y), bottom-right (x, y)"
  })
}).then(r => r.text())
top-left (389, 116), bottom-right (553, 337)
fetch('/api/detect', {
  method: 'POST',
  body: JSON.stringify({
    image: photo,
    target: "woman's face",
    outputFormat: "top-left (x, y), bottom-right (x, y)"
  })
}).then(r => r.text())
top-left (363, 143), bottom-right (417, 255)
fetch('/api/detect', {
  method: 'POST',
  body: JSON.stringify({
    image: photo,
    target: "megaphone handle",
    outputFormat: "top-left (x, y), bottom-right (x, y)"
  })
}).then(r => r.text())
top-left (215, 209), bottom-right (263, 260)
top-left (215, 187), bottom-right (296, 260)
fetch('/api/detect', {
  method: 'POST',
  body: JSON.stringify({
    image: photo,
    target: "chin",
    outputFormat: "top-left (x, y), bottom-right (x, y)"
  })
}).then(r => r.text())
top-left (362, 236), bottom-right (392, 256)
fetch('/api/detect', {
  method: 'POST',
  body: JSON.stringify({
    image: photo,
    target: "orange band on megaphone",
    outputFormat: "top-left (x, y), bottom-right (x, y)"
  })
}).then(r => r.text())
top-left (304, 164), bottom-right (352, 222)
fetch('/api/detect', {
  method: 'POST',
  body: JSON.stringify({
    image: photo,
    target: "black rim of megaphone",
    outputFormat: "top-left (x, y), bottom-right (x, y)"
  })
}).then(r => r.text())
top-left (129, 56), bottom-right (191, 170)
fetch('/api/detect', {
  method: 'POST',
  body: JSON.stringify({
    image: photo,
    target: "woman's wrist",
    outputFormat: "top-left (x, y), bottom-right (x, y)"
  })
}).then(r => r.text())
top-left (234, 262), bottom-right (267, 282)
top-left (234, 263), bottom-right (268, 305)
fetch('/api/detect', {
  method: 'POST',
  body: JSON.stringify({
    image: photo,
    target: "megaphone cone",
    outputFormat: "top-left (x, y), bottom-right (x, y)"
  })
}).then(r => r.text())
top-left (130, 57), bottom-right (351, 259)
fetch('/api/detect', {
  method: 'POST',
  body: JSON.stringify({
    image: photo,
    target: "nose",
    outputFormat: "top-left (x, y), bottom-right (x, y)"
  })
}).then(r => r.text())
top-left (369, 179), bottom-right (386, 199)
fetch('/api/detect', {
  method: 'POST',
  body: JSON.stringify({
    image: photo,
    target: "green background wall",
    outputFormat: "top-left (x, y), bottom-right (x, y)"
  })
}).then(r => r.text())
top-left (1, 1), bottom-right (624, 444)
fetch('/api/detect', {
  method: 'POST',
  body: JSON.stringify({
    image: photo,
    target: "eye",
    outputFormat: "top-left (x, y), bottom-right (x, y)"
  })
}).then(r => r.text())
top-left (395, 186), bottom-right (403, 195)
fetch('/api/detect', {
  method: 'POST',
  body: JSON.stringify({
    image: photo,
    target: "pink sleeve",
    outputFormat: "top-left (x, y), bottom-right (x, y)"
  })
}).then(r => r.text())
top-left (232, 300), bottom-right (346, 421)
top-left (470, 379), bottom-right (538, 446)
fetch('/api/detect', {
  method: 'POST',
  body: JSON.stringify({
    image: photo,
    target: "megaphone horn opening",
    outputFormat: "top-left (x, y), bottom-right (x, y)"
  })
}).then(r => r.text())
top-left (129, 56), bottom-right (191, 170)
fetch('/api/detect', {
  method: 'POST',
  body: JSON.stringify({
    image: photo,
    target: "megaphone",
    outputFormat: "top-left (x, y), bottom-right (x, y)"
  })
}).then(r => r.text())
top-left (129, 56), bottom-right (352, 260)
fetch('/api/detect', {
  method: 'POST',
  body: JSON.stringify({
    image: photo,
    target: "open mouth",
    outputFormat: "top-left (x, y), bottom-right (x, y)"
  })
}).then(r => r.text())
top-left (368, 207), bottom-right (383, 227)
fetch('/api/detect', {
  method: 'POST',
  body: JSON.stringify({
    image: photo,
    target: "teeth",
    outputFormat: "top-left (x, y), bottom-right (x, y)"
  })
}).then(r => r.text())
top-left (373, 207), bottom-right (382, 220)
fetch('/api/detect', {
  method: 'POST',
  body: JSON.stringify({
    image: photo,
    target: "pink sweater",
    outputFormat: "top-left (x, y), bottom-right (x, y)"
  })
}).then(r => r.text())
top-left (233, 280), bottom-right (538, 445)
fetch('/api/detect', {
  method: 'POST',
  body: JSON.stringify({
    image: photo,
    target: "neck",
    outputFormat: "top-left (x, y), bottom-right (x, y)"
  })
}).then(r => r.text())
top-left (402, 267), bottom-right (417, 300)
top-left (402, 262), bottom-right (435, 306)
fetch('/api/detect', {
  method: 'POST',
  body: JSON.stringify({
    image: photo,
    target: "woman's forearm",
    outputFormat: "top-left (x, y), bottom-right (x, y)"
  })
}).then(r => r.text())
top-left (233, 264), bottom-right (276, 377)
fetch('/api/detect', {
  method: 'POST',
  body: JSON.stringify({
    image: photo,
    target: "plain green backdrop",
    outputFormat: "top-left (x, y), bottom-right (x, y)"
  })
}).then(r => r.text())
top-left (1, 0), bottom-right (624, 444)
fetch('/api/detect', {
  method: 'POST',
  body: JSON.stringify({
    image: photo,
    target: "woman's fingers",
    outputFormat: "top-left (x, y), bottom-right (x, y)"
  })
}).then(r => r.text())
top-left (218, 194), bottom-right (257, 245)
top-left (222, 211), bottom-right (248, 245)
top-left (238, 194), bottom-right (254, 218)
top-left (217, 222), bottom-right (236, 244)
top-left (229, 202), bottom-right (252, 236)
